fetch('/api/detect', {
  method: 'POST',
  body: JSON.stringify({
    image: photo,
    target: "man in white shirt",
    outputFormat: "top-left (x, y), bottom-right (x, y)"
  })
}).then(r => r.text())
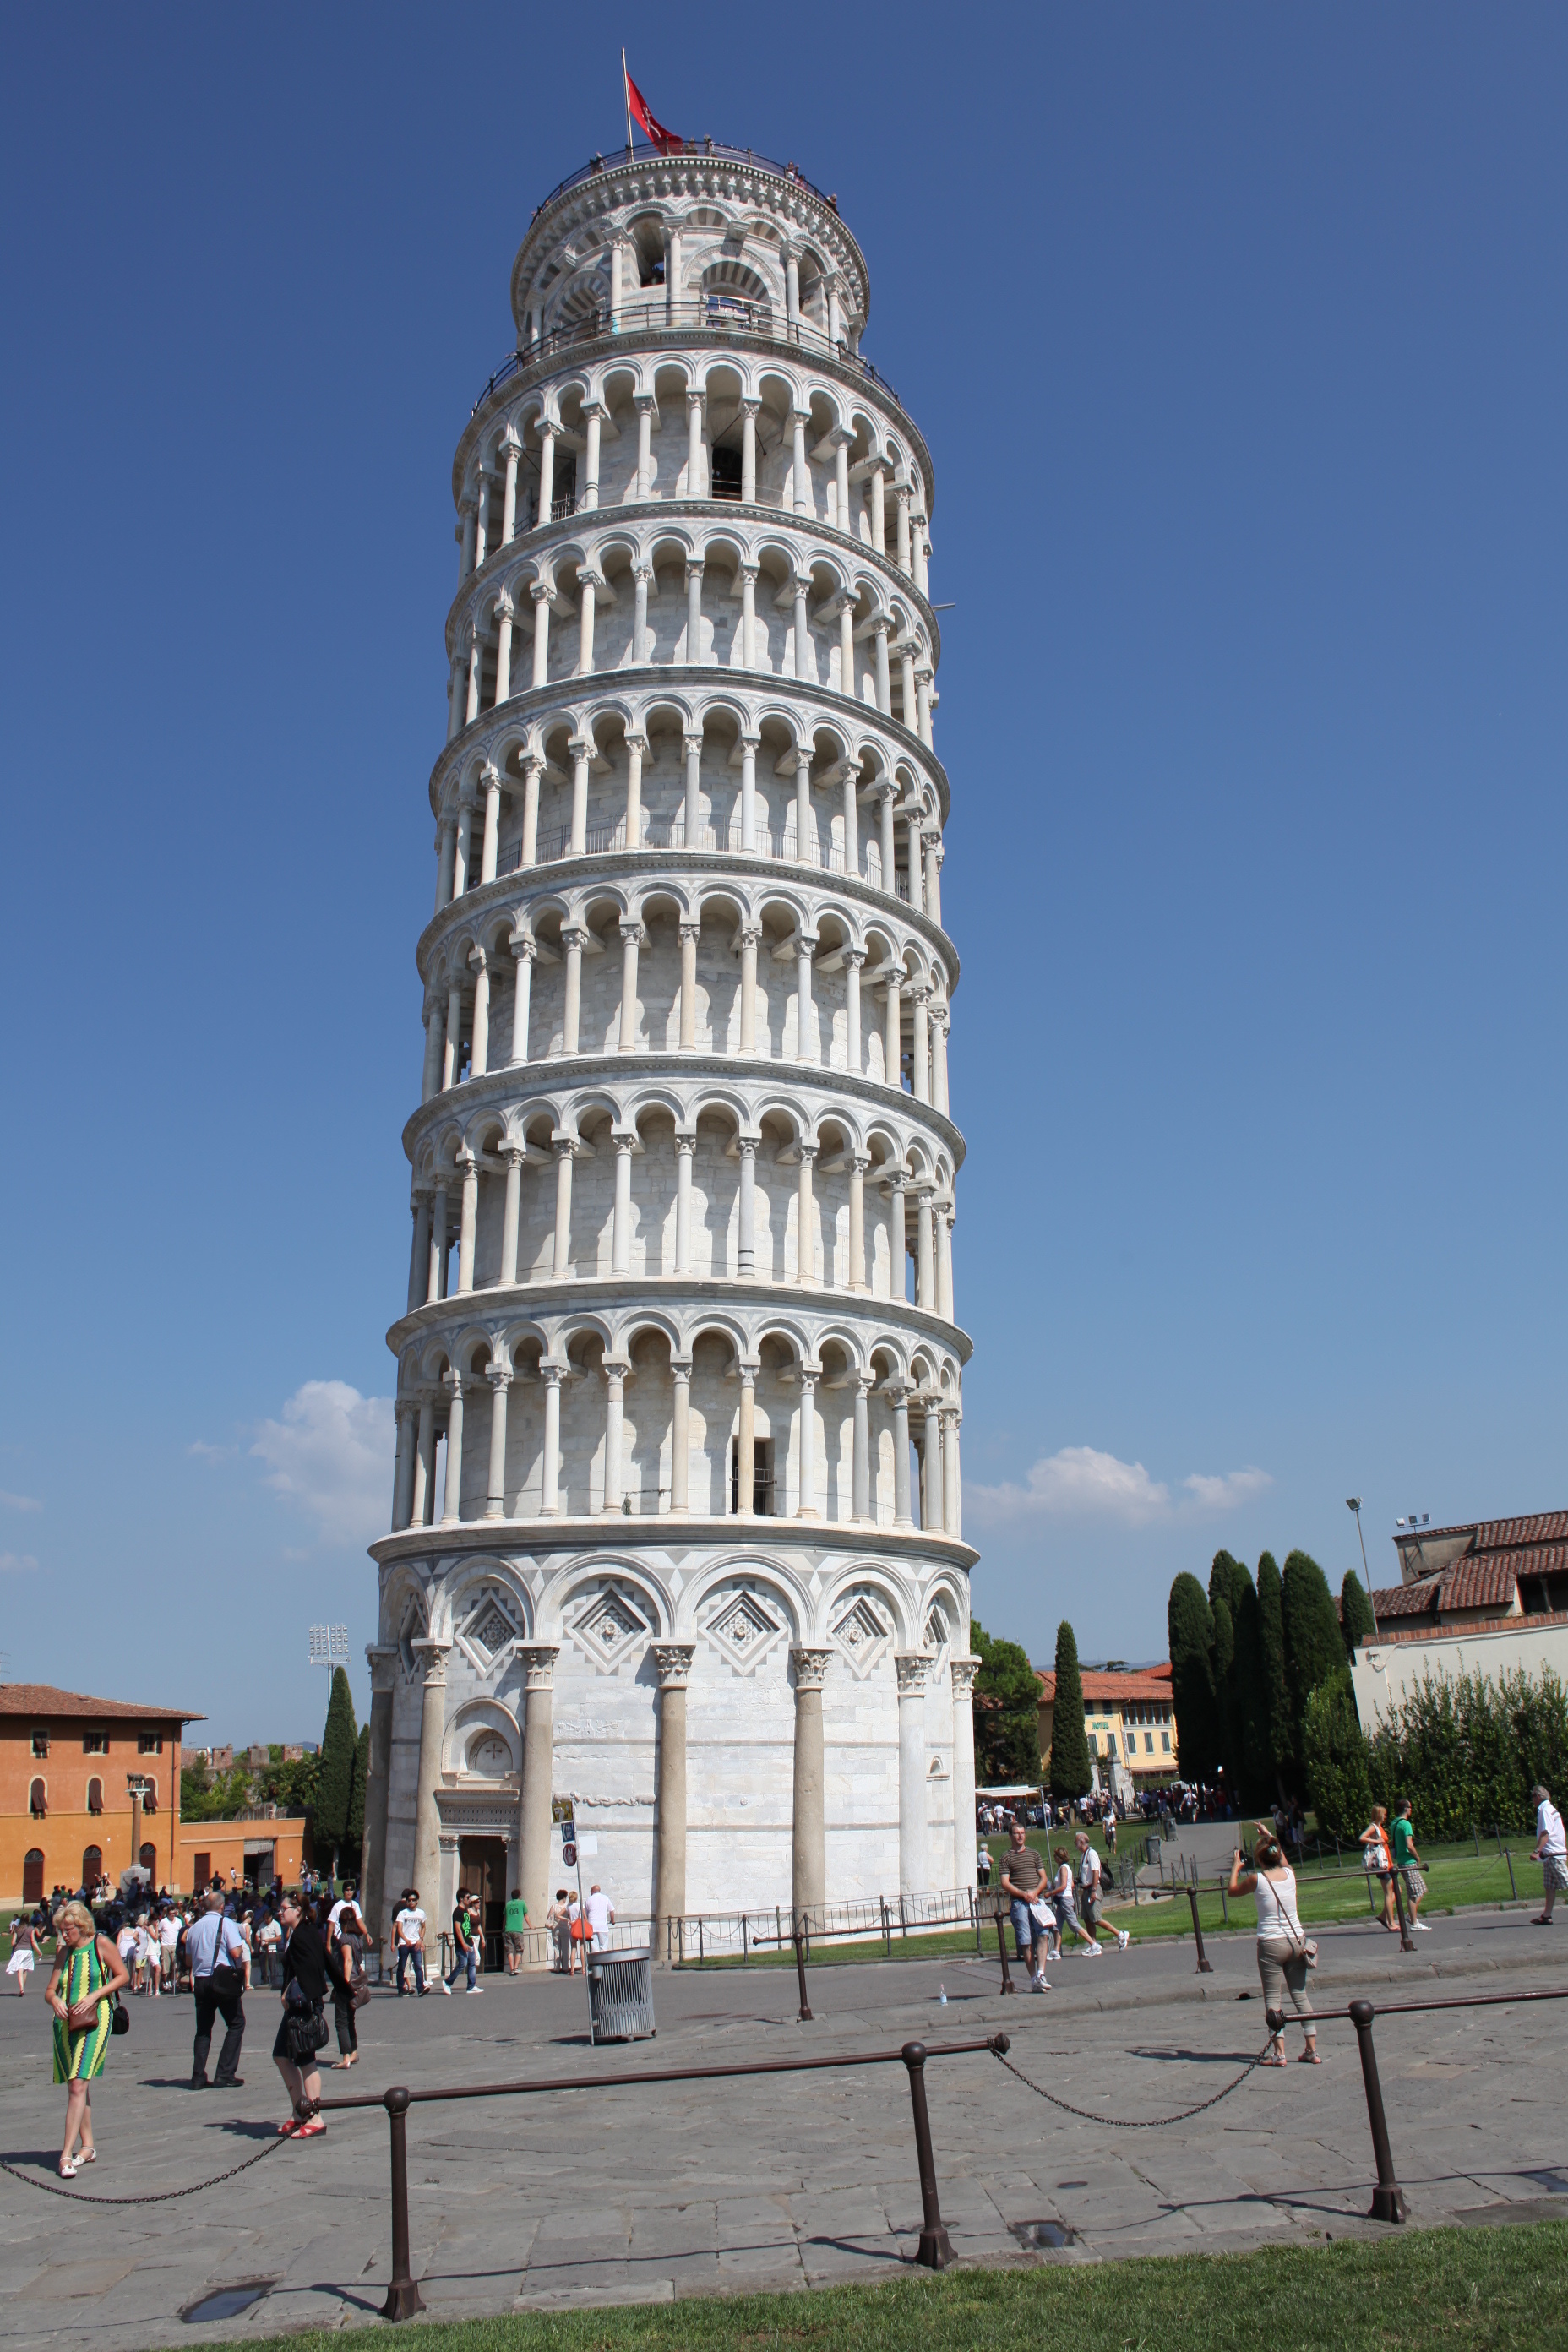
top-left (1075, 1832), bottom-right (1130, 1953)
top-left (1531, 1784), bottom-right (1567, 1925)
top-left (393, 1889), bottom-right (428, 1995)
top-left (159, 1908), bottom-right (180, 1990)
top-left (584, 1884), bottom-right (614, 1952)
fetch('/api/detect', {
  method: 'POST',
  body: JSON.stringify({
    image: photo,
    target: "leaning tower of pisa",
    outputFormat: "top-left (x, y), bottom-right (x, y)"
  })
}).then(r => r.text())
top-left (361, 141), bottom-right (978, 1955)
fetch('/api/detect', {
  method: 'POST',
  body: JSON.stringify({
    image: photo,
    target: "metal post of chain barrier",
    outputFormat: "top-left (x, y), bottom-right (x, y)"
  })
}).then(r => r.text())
top-left (1505, 1848), bottom-right (1518, 1902)
top-left (1391, 1867), bottom-right (1416, 1953)
top-left (901, 2042), bottom-right (956, 2269)
top-left (1186, 1883), bottom-right (1213, 1973)
top-left (382, 2086), bottom-right (426, 2320)
top-left (1348, 2000), bottom-right (1407, 2224)
top-left (881, 1897), bottom-right (891, 1957)
top-left (994, 1909), bottom-right (1016, 1994)
top-left (792, 1919), bottom-right (814, 2022)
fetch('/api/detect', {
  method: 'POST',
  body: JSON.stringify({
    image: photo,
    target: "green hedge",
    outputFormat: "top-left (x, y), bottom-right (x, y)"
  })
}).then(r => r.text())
top-left (1361, 1665), bottom-right (1568, 1837)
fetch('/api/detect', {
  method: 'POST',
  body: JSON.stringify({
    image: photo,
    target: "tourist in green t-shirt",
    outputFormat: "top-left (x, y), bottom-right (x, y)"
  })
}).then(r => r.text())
top-left (1391, 1802), bottom-right (1429, 1931)
top-left (504, 1889), bottom-right (529, 1975)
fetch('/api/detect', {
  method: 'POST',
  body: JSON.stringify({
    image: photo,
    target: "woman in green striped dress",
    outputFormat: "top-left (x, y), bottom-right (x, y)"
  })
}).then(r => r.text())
top-left (45, 1900), bottom-right (129, 2176)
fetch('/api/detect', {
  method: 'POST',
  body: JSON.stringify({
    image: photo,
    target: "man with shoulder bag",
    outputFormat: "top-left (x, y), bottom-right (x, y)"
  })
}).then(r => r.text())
top-left (186, 1891), bottom-right (247, 2090)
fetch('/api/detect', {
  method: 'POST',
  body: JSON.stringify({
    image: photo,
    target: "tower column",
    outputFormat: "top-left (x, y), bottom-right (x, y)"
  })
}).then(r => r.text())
top-left (410, 1640), bottom-right (451, 1918)
top-left (653, 1644), bottom-right (695, 1947)
top-left (790, 1648), bottom-right (831, 1921)
top-left (517, 1646), bottom-right (558, 1936)
top-left (484, 1364), bottom-right (511, 1518)
top-left (896, 1652), bottom-right (930, 1894)
top-left (950, 1658), bottom-right (980, 1891)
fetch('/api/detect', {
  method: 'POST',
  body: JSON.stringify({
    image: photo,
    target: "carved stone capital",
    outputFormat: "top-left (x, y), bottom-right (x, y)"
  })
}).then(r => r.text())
top-left (791, 1647), bottom-right (834, 1693)
top-left (895, 1652), bottom-right (931, 1696)
top-left (654, 1642), bottom-right (696, 1690)
top-left (950, 1655), bottom-right (981, 1698)
top-left (520, 1642), bottom-right (559, 1690)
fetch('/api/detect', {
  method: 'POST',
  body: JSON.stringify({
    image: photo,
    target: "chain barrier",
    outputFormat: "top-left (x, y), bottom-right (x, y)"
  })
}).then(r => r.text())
top-left (989, 2035), bottom-right (1274, 2127)
top-left (0, 2136), bottom-right (283, 2207)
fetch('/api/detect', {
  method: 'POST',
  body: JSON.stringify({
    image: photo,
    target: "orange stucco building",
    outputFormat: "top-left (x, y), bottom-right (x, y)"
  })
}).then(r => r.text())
top-left (1, 1684), bottom-right (201, 1908)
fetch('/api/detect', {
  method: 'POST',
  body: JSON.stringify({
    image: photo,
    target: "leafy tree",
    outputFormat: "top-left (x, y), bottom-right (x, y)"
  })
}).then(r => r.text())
top-left (315, 1667), bottom-right (359, 1877)
top-left (181, 1765), bottom-right (256, 1822)
top-left (971, 1617), bottom-right (1042, 1783)
top-left (346, 1725), bottom-right (370, 1876)
top-left (1168, 1573), bottom-right (1220, 1783)
top-left (262, 1754), bottom-right (320, 1821)
top-left (1303, 1673), bottom-right (1374, 1838)
top-left (1255, 1553), bottom-right (1293, 1795)
top-left (1282, 1551), bottom-right (1347, 1774)
top-left (1340, 1570), bottom-right (1375, 1655)
top-left (1048, 1620), bottom-right (1092, 1802)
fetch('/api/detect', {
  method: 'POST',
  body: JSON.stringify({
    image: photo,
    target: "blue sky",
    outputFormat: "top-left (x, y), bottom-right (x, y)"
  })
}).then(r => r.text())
top-left (2, 8), bottom-right (1564, 1740)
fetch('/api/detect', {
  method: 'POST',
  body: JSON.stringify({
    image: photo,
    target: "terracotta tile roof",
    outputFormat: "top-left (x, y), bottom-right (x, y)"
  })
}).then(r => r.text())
top-left (1372, 1581), bottom-right (1442, 1619)
top-left (0, 1684), bottom-right (203, 1723)
top-left (1035, 1668), bottom-right (1174, 1705)
top-left (1372, 1554), bottom-right (1522, 1620)
top-left (1400, 1511), bottom-right (1568, 1552)
top-left (1472, 1513), bottom-right (1568, 1550)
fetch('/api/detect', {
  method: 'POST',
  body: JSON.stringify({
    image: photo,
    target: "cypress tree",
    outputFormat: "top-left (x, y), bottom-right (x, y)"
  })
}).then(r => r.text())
top-left (971, 1617), bottom-right (1043, 1783)
top-left (315, 1665), bottom-right (359, 1879)
top-left (1340, 1569), bottom-right (1375, 1655)
top-left (1302, 1674), bottom-right (1373, 1838)
top-left (1255, 1552), bottom-right (1293, 1796)
top-left (1230, 1571), bottom-right (1269, 1806)
top-left (1210, 1593), bottom-right (1238, 1796)
top-left (1168, 1573), bottom-right (1219, 1783)
top-left (1048, 1620), bottom-right (1092, 1801)
top-left (346, 1724), bottom-right (370, 1875)
top-left (1282, 1550), bottom-right (1348, 1776)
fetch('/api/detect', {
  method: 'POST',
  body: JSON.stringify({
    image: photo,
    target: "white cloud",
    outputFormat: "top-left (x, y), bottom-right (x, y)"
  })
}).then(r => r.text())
top-left (0, 1551), bottom-right (39, 1573)
top-left (967, 1446), bottom-right (1271, 1529)
top-left (0, 1491), bottom-right (41, 1512)
top-left (1182, 1467), bottom-right (1273, 1511)
top-left (188, 1440), bottom-right (238, 1462)
top-left (251, 1381), bottom-right (394, 1549)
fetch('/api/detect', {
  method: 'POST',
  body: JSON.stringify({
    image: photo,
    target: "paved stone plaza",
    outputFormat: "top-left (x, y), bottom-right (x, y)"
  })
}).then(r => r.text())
top-left (1, 1908), bottom-right (1563, 2347)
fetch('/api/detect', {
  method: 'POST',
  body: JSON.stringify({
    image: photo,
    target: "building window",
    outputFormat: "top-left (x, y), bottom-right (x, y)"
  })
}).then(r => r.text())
top-left (23, 1849), bottom-right (44, 1904)
top-left (29, 1778), bottom-right (46, 1818)
top-left (1107, 1734), bottom-right (1118, 1757)
top-left (1087, 1734), bottom-right (1097, 1757)
top-left (1162, 1732), bottom-right (1171, 1754)
top-left (1144, 1733), bottom-right (1154, 1755)
top-left (30, 1730), bottom-right (48, 1758)
top-left (138, 1734), bottom-right (162, 1756)
top-left (81, 1844), bottom-right (102, 1889)
top-left (139, 1843), bottom-right (156, 1875)
top-left (87, 1778), bottom-right (103, 1814)
top-left (83, 1732), bottom-right (108, 1756)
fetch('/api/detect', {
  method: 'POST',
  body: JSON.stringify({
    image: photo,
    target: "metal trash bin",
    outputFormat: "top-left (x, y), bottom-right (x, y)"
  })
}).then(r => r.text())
top-left (587, 1945), bottom-right (656, 2041)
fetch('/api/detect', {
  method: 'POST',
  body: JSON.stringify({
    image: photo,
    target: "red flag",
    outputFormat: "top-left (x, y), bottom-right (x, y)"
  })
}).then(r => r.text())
top-left (625, 65), bottom-right (683, 155)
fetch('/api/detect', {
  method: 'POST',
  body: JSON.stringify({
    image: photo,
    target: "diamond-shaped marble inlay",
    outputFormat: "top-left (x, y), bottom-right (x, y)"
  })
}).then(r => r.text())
top-left (573, 1587), bottom-right (648, 1671)
top-left (835, 1598), bottom-right (887, 1657)
top-left (466, 1603), bottom-right (515, 1663)
top-left (924, 1608), bottom-right (949, 1656)
top-left (707, 1590), bottom-right (779, 1667)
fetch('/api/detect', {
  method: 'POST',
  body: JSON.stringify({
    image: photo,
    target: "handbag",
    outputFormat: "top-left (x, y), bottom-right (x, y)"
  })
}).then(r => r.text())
top-left (111, 1998), bottom-right (131, 2036)
top-left (284, 2001), bottom-right (330, 2064)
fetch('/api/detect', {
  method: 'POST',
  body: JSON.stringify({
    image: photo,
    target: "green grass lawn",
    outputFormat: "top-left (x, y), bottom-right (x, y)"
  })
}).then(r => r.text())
top-left (678, 1837), bottom-right (1549, 1971)
top-left (214, 2219), bottom-right (1568, 2351)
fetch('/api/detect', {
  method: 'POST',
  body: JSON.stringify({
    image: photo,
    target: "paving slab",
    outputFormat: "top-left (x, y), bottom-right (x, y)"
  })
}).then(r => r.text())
top-left (0, 1907), bottom-right (1564, 2345)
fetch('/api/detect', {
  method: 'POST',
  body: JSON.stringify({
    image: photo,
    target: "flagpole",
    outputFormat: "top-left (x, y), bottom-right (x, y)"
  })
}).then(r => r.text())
top-left (622, 48), bottom-right (634, 155)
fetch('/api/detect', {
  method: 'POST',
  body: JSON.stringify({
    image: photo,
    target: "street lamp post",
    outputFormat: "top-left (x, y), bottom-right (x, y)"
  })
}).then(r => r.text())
top-left (1346, 1498), bottom-right (1379, 1642)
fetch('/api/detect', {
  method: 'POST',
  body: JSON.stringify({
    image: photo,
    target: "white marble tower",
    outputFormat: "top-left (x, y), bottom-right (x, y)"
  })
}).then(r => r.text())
top-left (362, 141), bottom-right (977, 1954)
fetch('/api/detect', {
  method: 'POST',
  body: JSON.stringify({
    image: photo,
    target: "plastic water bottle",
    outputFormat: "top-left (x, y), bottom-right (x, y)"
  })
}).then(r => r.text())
top-left (938, 1981), bottom-right (948, 2006)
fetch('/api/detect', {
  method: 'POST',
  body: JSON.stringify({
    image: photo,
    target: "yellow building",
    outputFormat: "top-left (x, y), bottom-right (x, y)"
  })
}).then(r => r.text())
top-left (1035, 1664), bottom-right (1179, 1791)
